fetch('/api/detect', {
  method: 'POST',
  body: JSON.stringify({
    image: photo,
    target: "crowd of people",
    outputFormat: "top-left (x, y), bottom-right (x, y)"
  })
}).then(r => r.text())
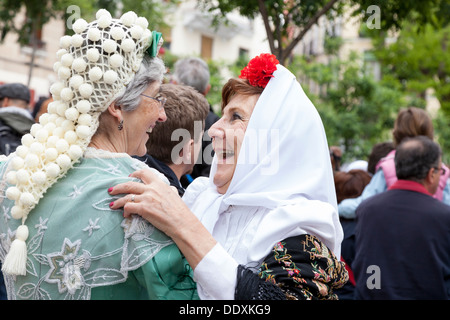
top-left (0, 8), bottom-right (448, 301)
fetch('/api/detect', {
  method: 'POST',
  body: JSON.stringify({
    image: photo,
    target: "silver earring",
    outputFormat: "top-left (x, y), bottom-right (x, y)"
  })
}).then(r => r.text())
top-left (118, 119), bottom-right (123, 131)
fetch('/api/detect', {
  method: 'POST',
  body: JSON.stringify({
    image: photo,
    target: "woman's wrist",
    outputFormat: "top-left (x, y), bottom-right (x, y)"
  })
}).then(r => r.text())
top-left (169, 211), bottom-right (217, 270)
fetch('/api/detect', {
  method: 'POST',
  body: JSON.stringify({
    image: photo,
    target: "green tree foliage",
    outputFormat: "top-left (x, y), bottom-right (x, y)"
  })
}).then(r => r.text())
top-left (368, 20), bottom-right (450, 162)
top-left (290, 47), bottom-right (403, 162)
top-left (196, 0), bottom-right (448, 65)
top-left (0, 0), bottom-right (178, 45)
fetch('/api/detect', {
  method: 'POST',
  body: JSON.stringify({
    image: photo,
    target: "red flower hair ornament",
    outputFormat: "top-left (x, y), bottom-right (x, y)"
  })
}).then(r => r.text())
top-left (239, 53), bottom-right (279, 89)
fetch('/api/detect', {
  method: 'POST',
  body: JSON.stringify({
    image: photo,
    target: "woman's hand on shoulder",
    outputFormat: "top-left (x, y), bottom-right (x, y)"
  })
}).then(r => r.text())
top-left (109, 168), bottom-right (217, 269)
top-left (108, 169), bottom-right (187, 238)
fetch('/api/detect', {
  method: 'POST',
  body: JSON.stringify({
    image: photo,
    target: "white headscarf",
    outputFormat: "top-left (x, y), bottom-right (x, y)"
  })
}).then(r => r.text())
top-left (185, 64), bottom-right (342, 259)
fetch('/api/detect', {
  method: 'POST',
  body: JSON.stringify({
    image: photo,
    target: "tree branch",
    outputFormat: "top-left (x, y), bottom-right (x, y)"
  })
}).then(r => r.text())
top-left (283, 0), bottom-right (340, 61)
top-left (257, 0), bottom-right (276, 55)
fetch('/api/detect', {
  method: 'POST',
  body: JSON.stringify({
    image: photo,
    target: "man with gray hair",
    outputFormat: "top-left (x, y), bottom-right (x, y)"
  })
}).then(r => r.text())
top-left (353, 135), bottom-right (450, 299)
top-left (171, 57), bottom-right (220, 184)
top-left (0, 83), bottom-right (34, 155)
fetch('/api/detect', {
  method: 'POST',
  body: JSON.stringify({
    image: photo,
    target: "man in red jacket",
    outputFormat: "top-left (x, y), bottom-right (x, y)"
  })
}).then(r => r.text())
top-left (353, 135), bottom-right (450, 299)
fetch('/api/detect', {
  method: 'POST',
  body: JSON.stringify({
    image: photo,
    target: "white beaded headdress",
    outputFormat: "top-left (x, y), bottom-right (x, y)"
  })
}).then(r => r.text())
top-left (2, 9), bottom-right (163, 276)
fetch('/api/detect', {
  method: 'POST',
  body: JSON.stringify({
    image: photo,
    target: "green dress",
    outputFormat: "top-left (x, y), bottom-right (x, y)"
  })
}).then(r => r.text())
top-left (0, 148), bottom-right (198, 300)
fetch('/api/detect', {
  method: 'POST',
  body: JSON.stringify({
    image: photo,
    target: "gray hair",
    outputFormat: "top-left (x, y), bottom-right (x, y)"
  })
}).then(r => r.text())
top-left (173, 57), bottom-right (210, 94)
top-left (115, 56), bottom-right (166, 111)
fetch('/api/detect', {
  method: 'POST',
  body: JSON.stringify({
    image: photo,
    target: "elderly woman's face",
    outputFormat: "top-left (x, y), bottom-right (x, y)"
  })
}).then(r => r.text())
top-left (124, 83), bottom-right (167, 156)
top-left (208, 93), bottom-right (260, 194)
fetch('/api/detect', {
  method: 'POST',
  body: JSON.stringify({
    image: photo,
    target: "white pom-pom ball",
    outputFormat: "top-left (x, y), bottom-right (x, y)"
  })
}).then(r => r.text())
top-left (53, 62), bottom-right (62, 73)
top-left (30, 123), bottom-right (42, 136)
top-left (86, 48), bottom-right (100, 62)
top-left (69, 75), bottom-right (84, 90)
top-left (76, 125), bottom-right (92, 139)
top-left (35, 129), bottom-right (49, 143)
top-left (68, 145), bottom-right (83, 160)
top-left (6, 187), bottom-right (21, 201)
top-left (111, 27), bottom-right (125, 41)
top-left (103, 39), bottom-right (117, 54)
top-left (87, 28), bottom-right (101, 42)
top-left (77, 114), bottom-right (92, 126)
top-left (79, 83), bottom-right (93, 98)
top-left (59, 35), bottom-right (72, 49)
top-left (58, 66), bottom-right (71, 80)
top-left (25, 154), bottom-right (40, 168)
top-left (62, 119), bottom-right (75, 132)
top-left (50, 82), bottom-right (64, 96)
top-left (135, 17), bottom-right (149, 29)
top-left (60, 53), bottom-right (74, 67)
top-left (45, 147), bottom-right (59, 161)
top-left (15, 169), bottom-right (30, 184)
top-left (47, 101), bottom-right (57, 114)
top-left (56, 49), bottom-right (67, 60)
top-left (103, 70), bottom-right (118, 84)
top-left (15, 145), bottom-right (29, 158)
top-left (96, 9), bottom-right (112, 20)
top-left (43, 122), bottom-right (56, 135)
top-left (65, 107), bottom-right (80, 121)
top-left (120, 11), bottom-right (137, 26)
top-left (97, 15), bottom-right (112, 29)
top-left (6, 171), bottom-right (17, 185)
top-left (46, 136), bottom-right (59, 148)
top-left (55, 116), bottom-right (65, 127)
top-left (56, 102), bottom-right (68, 117)
top-left (30, 142), bottom-right (45, 155)
top-left (11, 206), bottom-right (25, 220)
top-left (76, 100), bottom-right (91, 114)
top-left (121, 39), bottom-right (135, 53)
top-left (72, 19), bottom-right (88, 34)
top-left (12, 157), bottom-right (25, 170)
top-left (19, 192), bottom-right (36, 207)
top-left (71, 34), bottom-right (84, 48)
top-left (64, 130), bottom-right (78, 144)
top-left (31, 171), bottom-right (47, 185)
top-left (16, 225), bottom-right (29, 241)
top-left (45, 163), bottom-right (61, 178)
top-left (21, 134), bottom-right (35, 147)
top-left (56, 154), bottom-right (72, 170)
top-left (52, 127), bottom-right (65, 138)
top-left (89, 67), bottom-right (103, 82)
top-left (72, 58), bottom-right (87, 73)
top-left (38, 113), bottom-right (50, 125)
top-left (35, 128), bottom-right (49, 143)
top-left (60, 88), bottom-right (74, 102)
top-left (130, 25), bottom-right (144, 40)
top-left (56, 139), bottom-right (69, 153)
top-left (109, 54), bottom-right (123, 69)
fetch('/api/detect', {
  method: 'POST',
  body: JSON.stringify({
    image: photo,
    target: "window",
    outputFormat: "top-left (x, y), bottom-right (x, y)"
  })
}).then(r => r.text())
top-left (201, 35), bottom-right (213, 60)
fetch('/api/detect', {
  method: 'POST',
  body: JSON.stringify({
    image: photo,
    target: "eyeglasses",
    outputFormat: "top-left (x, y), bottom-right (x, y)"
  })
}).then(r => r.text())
top-left (140, 94), bottom-right (167, 109)
top-left (434, 167), bottom-right (446, 176)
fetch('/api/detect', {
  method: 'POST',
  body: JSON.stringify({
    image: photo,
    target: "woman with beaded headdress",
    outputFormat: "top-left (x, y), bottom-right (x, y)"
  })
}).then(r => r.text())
top-left (110, 53), bottom-right (348, 299)
top-left (0, 9), bottom-right (197, 300)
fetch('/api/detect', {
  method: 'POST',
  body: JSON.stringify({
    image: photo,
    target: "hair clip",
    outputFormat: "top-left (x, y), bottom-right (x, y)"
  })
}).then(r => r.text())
top-left (146, 31), bottom-right (163, 57)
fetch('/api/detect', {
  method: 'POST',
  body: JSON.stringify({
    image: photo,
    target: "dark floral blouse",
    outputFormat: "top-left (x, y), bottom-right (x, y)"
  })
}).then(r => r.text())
top-left (235, 234), bottom-right (348, 300)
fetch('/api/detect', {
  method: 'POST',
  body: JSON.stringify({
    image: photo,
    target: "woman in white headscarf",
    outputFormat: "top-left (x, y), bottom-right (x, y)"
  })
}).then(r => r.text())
top-left (110, 53), bottom-right (348, 300)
